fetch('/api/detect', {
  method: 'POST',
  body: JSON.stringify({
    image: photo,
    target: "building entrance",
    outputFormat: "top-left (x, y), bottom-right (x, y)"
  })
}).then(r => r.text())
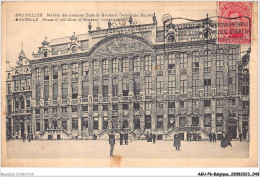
top-left (228, 126), bottom-right (237, 140)
top-left (192, 116), bottom-right (199, 127)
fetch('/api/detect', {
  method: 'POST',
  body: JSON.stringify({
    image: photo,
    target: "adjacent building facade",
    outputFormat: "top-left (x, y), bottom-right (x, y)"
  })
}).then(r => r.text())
top-left (6, 14), bottom-right (250, 140)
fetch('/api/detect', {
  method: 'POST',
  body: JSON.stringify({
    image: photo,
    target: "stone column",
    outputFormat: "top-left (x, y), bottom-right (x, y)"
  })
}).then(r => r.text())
top-left (31, 68), bottom-right (36, 136)
top-left (151, 54), bottom-right (157, 132)
top-left (40, 67), bottom-right (44, 132)
top-left (223, 47), bottom-right (229, 133)
top-left (67, 63), bottom-right (72, 133)
top-left (163, 53), bottom-right (169, 133)
top-left (108, 58), bottom-right (113, 129)
top-left (128, 56), bottom-right (134, 130)
top-left (88, 59), bottom-right (94, 137)
top-left (57, 64), bottom-right (62, 129)
top-left (78, 61), bottom-right (83, 138)
top-left (199, 48), bottom-right (205, 129)
top-left (211, 98), bottom-right (216, 132)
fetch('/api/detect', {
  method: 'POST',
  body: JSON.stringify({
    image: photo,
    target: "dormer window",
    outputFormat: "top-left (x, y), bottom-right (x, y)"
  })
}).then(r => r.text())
top-left (43, 50), bottom-right (49, 58)
top-left (71, 45), bottom-right (78, 54)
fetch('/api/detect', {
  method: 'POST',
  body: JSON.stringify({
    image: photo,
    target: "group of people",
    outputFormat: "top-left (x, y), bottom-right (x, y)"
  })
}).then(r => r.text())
top-left (22, 133), bottom-right (38, 142)
top-left (120, 133), bottom-right (128, 145)
top-left (186, 132), bottom-right (202, 141)
top-left (146, 132), bottom-right (157, 144)
top-left (209, 132), bottom-right (217, 143)
top-left (220, 133), bottom-right (232, 148)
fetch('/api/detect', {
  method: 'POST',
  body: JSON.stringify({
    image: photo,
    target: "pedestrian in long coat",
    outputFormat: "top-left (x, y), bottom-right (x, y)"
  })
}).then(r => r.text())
top-left (239, 132), bottom-right (242, 142)
top-left (120, 133), bottom-right (123, 145)
top-left (221, 133), bottom-right (227, 148)
top-left (173, 133), bottom-right (181, 151)
top-left (209, 132), bottom-right (212, 142)
top-left (124, 133), bottom-right (128, 145)
top-left (152, 133), bottom-right (156, 144)
top-left (213, 132), bottom-right (217, 142)
top-left (109, 133), bottom-right (116, 157)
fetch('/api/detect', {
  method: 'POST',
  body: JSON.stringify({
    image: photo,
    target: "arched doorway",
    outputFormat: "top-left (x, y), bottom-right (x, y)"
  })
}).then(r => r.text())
top-left (122, 120), bottom-right (128, 129)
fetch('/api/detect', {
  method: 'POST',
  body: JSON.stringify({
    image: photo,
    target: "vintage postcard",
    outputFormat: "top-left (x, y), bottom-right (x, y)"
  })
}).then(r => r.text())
top-left (1, 1), bottom-right (258, 167)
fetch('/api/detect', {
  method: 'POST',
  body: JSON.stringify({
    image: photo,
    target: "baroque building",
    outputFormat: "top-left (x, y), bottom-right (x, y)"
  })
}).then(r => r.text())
top-left (6, 14), bottom-right (250, 140)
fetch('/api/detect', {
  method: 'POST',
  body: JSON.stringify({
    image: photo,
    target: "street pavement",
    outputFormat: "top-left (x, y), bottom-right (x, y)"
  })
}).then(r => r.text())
top-left (6, 139), bottom-right (249, 158)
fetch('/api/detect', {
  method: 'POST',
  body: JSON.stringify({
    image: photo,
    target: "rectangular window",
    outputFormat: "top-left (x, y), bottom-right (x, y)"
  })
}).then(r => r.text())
top-left (72, 63), bottom-right (78, 78)
top-left (217, 99), bottom-right (223, 107)
top-left (122, 58), bottom-right (130, 72)
top-left (82, 62), bottom-right (89, 76)
top-left (93, 60), bottom-right (99, 75)
top-left (228, 77), bottom-right (236, 95)
top-left (192, 73), bottom-right (199, 96)
top-left (145, 77), bottom-right (151, 95)
top-left (133, 77), bottom-right (140, 96)
top-left (112, 104), bottom-right (118, 111)
top-left (72, 106), bottom-right (78, 112)
top-left (82, 81), bottom-right (89, 98)
top-left (216, 71), bottom-right (224, 93)
top-left (44, 67), bottom-right (49, 80)
top-left (204, 114), bottom-right (211, 127)
top-left (112, 58), bottom-right (119, 73)
top-left (62, 64), bottom-right (68, 78)
top-left (44, 85), bottom-right (49, 101)
top-left (103, 117), bottom-right (108, 129)
top-left (83, 106), bottom-right (88, 112)
top-left (133, 56), bottom-right (140, 72)
top-left (93, 105), bottom-right (98, 111)
top-left (62, 83), bottom-right (68, 99)
top-left (156, 81), bottom-right (163, 95)
top-left (204, 50), bottom-right (211, 71)
top-left (72, 119), bottom-right (78, 130)
top-left (216, 49), bottom-right (224, 70)
top-left (103, 105), bottom-right (108, 111)
top-left (20, 79), bottom-right (25, 90)
top-left (157, 102), bottom-right (163, 109)
top-left (52, 107), bottom-right (57, 114)
top-left (36, 120), bottom-right (40, 131)
top-left (93, 118), bottom-right (98, 130)
top-left (145, 115), bottom-right (151, 129)
top-left (26, 79), bottom-right (31, 90)
top-left (36, 85), bottom-right (41, 101)
top-left (144, 55), bottom-right (152, 71)
top-left (157, 115), bottom-right (163, 129)
top-left (242, 101), bottom-right (249, 110)
top-left (168, 75), bottom-right (175, 94)
top-left (180, 101), bottom-right (187, 108)
top-left (93, 80), bottom-right (99, 98)
top-left (134, 118), bottom-right (140, 129)
top-left (168, 53), bottom-right (176, 70)
top-left (72, 82), bottom-right (78, 99)
top-left (168, 102), bottom-right (175, 108)
top-left (26, 97), bottom-right (31, 107)
top-left (192, 51), bottom-right (199, 72)
top-left (15, 80), bottom-right (19, 91)
top-left (112, 78), bottom-right (118, 96)
top-left (102, 79), bottom-right (109, 97)
top-left (192, 100), bottom-right (199, 108)
top-left (36, 68), bottom-right (41, 81)
top-left (7, 84), bottom-right (11, 94)
top-left (180, 53), bottom-right (187, 69)
top-left (123, 104), bottom-right (129, 110)
top-left (102, 59), bottom-right (108, 74)
top-left (134, 103), bottom-right (140, 110)
top-left (228, 99), bottom-right (236, 107)
top-left (180, 74), bottom-right (187, 93)
top-left (204, 100), bottom-right (211, 107)
top-left (216, 113), bottom-right (223, 127)
top-left (62, 107), bottom-right (67, 113)
top-left (156, 54), bottom-right (164, 70)
top-left (53, 66), bottom-right (58, 79)
top-left (228, 48), bottom-right (236, 70)
top-left (53, 84), bottom-right (58, 100)
top-left (204, 72), bottom-right (211, 96)
top-left (123, 78), bottom-right (129, 96)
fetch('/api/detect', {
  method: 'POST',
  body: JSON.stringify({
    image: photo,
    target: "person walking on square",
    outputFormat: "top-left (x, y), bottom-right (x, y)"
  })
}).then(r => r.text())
top-left (23, 134), bottom-right (26, 142)
top-left (152, 133), bottom-right (156, 144)
top-left (221, 132), bottom-right (227, 148)
top-left (120, 133), bottom-right (123, 145)
top-left (109, 131), bottom-right (116, 157)
top-left (213, 132), bottom-right (217, 143)
top-left (239, 132), bottom-right (243, 142)
top-left (124, 133), bottom-right (128, 145)
top-left (209, 132), bottom-right (212, 142)
top-left (173, 132), bottom-right (181, 151)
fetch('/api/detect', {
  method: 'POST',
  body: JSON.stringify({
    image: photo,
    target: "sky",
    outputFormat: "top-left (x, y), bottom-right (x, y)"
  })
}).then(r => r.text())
top-left (3, 1), bottom-right (218, 69)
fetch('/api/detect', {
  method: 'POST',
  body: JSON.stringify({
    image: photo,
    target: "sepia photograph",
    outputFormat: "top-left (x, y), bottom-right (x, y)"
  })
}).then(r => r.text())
top-left (1, 1), bottom-right (258, 170)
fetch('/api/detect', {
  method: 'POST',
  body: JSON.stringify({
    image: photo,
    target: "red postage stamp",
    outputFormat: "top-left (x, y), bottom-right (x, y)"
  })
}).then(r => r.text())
top-left (218, 1), bottom-right (252, 44)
